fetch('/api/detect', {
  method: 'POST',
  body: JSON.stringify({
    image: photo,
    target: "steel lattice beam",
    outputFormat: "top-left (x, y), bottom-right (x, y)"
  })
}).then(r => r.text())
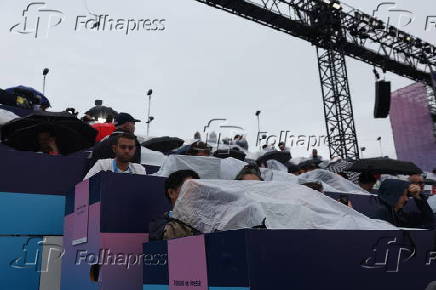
top-left (193, 0), bottom-right (436, 159)
top-left (317, 47), bottom-right (359, 159)
top-left (194, 0), bottom-right (436, 84)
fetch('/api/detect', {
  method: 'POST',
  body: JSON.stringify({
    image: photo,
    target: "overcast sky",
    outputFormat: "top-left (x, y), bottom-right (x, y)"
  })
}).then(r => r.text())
top-left (0, 0), bottom-right (434, 158)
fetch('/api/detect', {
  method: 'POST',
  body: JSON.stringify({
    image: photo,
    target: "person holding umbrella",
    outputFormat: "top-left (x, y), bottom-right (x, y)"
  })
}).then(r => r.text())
top-left (37, 130), bottom-right (60, 155)
top-left (371, 179), bottom-right (434, 229)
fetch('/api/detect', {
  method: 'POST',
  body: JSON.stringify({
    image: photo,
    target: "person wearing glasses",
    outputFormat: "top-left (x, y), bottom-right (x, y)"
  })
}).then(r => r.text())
top-left (84, 132), bottom-right (146, 180)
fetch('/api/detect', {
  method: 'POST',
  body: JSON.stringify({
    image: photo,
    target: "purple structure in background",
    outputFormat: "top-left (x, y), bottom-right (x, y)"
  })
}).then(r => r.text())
top-left (390, 83), bottom-right (436, 172)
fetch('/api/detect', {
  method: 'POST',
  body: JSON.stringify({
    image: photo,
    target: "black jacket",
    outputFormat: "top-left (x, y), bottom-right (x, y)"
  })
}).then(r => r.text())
top-left (371, 179), bottom-right (434, 229)
top-left (89, 129), bottom-right (141, 167)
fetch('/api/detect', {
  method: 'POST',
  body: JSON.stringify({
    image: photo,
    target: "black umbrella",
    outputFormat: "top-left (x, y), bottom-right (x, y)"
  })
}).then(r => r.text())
top-left (214, 149), bottom-right (246, 161)
top-left (1, 111), bottom-right (97, 155)
top-left (86, 104), bottom-right (118, 121)
top-left (5, 86), bottom-right (50, 108)
top-left (142, 136), bottom-right (184, 153)
top-left (257, 150), bottom-right (291, 165)
top-left (349, 158), bottom-right (422, 175)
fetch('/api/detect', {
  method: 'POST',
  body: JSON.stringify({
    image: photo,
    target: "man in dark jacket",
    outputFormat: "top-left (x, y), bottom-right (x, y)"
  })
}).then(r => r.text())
top-left (149, 170), bottom-right (200, 240)
top-left (90, 113), bottom-right (141, 167)
top-left (371, 179), bottom-right (434, 229)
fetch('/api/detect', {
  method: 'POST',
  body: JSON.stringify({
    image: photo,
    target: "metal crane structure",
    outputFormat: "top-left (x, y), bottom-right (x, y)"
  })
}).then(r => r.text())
top-left (193, 0), bottom-right (436, 159)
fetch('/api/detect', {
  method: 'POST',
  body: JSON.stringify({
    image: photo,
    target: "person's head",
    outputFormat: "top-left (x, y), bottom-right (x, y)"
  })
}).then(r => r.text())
top-left (187, 141), bottom-right (210, 157)
top-left (112, 133), bottom-right (136, 163)
top-left (409, 174), bottom-right (424, 191)
top-left (433, 168), bottom-right (436, 174)
top-left (235, 164), bottom-right (263, 181)
top-left (378, 179), bottom-right (411, 210)
top-left (302, 182), bottom-right (324, 193)
top-left (286, 162), bottom-right (299, 175)
top-left (312, 149), bottom-right (318, 157)
top-left (278, 142), bottom-right (286, 151)
top-left (165, 170), bottom-right (200, 207)
top-left (358, 172), bottom-right (377, 192)
top-left (115, 113), bottom-right (141, 134)
top-left (299, 161), bottom-right (317, 173)
top-left (37, 130), bottom-right (56, 152)
top-left (234, 135), bottom-right (240, 140)
top-left (106, 115), bottom-right (114, 123)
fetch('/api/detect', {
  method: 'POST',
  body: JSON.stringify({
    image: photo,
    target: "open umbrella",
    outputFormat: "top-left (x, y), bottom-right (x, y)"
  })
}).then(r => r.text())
top-left (142, 136), bottom-right (184, 153)
top-left (5, 86), bottom-right (50, 109)
top-left (349, 158), bottom-right (422, 175)
top-left (1, 111), bottom-right (97, 155)
top-left (214, 149), bottom-right (246, 161)
top-left (86, 101), bottom-right (118, 121)
top-left (257, 150), bottom-right (291, 165)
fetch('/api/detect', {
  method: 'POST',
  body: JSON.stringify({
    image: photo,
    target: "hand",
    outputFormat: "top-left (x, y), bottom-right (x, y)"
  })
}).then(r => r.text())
top-left (47, 138), bottom-right (59, 154)
top-left (408, 184), bottom-right (422, 199)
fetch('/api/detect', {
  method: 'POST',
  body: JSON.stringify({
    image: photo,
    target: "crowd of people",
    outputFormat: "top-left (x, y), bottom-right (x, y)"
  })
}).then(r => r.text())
top-left (72, 112), bottom-right (434, 238)
top-left (0, 100), bottom-right (435, 241)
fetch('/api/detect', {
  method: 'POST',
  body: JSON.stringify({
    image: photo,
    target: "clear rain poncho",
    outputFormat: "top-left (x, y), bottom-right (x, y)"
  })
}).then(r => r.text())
top-left (155, 155), bottom-right (372, 195)
top-left (172, 179), bottom-right (397, 233)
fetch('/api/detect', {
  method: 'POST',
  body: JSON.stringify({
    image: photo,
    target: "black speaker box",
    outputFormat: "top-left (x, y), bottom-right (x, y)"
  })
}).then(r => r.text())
top-left (374, 81), bottom-right (391, 118)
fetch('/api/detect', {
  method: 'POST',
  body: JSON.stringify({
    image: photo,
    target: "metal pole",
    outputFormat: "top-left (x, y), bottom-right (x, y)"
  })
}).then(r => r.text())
top-left (43, 75), bottom-right (47, 95)
top-left (378, 139), bottom-right (383, 157)
top-left (146, 94), bottom-right (151, 136)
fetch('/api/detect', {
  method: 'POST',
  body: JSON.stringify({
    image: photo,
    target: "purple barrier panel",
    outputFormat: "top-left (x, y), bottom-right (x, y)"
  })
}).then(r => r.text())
top-left (144, 229), bottom-right (436, 290)
top-left (168, 235), bottom-right (208, 290)
top-left (62, 173), bottom-right (170, 290)
top-left (325, 192), bottom-right (380, 217)
top-left (0, 150), bottom-right (89, 195)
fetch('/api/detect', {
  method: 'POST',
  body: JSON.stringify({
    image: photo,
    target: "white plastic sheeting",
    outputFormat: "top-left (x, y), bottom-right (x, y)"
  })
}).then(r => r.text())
top-left (140, 147), bottom-right (166, 167)
top-left (299, 169), bottom-right (371, 195)
top-left (266, 159), bottom-right (288, 172)
top-left (173, 179), bottom-right (397, 233)
top-left (0, 109), bottom-right (18, 125)
top-left (155, 156), bottom-right (374, 195)
top-left (155, 155), bottom-right (222, 179)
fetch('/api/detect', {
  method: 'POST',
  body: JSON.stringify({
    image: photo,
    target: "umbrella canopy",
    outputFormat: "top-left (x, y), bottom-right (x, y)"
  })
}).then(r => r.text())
top-left (142, 136), bottom-right (184, 153)
top-left (349, 158), bottom-right (422, 175)
top-left (5, 86), bottom-right (50, 108)
top-left (86, 105), bottom-right (118, 121)
top-left (1, 111), bottom-right (97, 155)
top-left (213, 149), bottom-right (246, 161)
top-left (257, 150), bottom-right (291, 165)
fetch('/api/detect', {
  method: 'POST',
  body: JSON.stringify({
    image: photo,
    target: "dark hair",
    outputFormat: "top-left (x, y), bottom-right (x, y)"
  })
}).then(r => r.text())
top-left (235, 164), bottom-right (263, 180)
top-left (187, 141), bottom-right (211, 156)
top-left (286, 162), bottom-right (299, 174)
top-left (115, 132), bottom-right (136, 144)
top-left (106, 115), bottom-right (114, 123)
top-left (278, 142), bottom-right (285, 146)
top-left (299, 161), bottom-right (317, 171)
top-left (359, 172), bottom-right (377, 184)
top-left (165, 170), bottom-right (200, 201)
top-left (302, 182), bottom-right (324, 193)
